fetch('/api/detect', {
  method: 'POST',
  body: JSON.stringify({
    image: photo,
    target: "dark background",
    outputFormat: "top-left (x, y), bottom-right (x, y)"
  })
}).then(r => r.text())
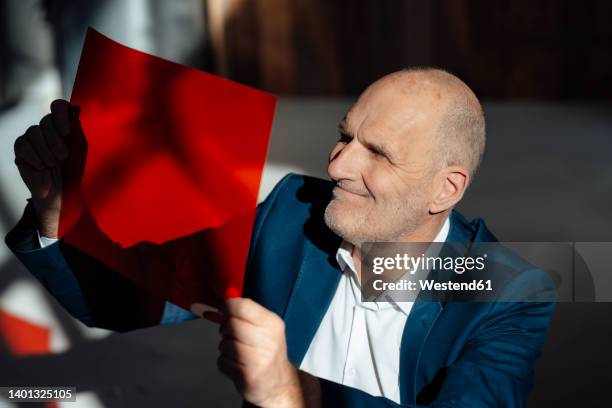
top-left (204, 0), bottom-right (612, 98)
top-left (0, 0), bottom-right (610, 407)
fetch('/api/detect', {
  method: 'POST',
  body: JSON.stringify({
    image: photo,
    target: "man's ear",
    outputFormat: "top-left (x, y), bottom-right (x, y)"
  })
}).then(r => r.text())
top-left (429, 166), bottom-right (469, 214)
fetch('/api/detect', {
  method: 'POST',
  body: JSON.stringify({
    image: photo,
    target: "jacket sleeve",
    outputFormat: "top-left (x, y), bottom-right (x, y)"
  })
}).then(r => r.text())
top-left (5, 200), bottom-right (167, 331)
top-left (425, 270), bottom-right (556, 408)
top-left (5, 201), bottom-right (95, 326)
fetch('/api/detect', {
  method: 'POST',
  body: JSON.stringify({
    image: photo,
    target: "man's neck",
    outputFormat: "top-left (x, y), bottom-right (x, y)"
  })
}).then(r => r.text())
top-left (396, 211), bottom-right (450, 243)
top-left (350, 211), bottom-right (450, 277)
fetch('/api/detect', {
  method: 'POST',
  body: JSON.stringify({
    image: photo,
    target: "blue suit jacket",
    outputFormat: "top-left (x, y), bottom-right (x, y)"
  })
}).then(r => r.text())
top-left (6, 173), bottom-right (555, 407)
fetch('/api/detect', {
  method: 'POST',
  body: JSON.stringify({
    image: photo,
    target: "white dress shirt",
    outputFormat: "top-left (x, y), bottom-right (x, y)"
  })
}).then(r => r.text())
top-left (299, 217), bottom-right (450, 403)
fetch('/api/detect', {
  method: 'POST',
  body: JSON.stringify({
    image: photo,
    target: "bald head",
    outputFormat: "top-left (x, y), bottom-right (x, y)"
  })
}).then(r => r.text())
top-left (374, 68), bottom-right (486, 179)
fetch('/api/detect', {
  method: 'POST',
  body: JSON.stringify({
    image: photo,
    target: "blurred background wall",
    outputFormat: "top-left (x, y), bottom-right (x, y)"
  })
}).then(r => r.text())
top-left (0, 0), bottom-right (611, 407)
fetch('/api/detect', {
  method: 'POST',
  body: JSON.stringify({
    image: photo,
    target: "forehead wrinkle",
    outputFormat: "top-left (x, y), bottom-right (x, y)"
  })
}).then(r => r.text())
top-left (344, 75), bottom-right (445, 162)
top-left (359, 124), bottom-right (393, 156)
top-left (372, 108), bottom-right (432, 162)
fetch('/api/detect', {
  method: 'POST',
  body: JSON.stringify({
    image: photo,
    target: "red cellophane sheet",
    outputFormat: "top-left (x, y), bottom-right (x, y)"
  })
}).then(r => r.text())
top-left (60, 27), bottom-right (276, 311)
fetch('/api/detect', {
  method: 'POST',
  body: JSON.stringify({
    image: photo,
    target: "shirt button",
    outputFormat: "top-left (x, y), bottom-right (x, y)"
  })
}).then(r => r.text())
top-left (346, 368), bottom-right (356, 377)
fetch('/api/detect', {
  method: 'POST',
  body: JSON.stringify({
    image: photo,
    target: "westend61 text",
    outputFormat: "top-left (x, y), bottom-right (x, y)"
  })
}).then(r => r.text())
top-left (372, 279), bottom-right (493, 292)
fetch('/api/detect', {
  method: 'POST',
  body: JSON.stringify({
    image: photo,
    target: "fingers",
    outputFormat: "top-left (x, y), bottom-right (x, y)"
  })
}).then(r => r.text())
top-left (14, 100), bottom-right (78, 171)
top-left (220, 316), bottom-right (261, 346)
top-left (190, 302), bottom-right (208, 317)
top-left (29, 119), bottom-right (58, 168)
top-left (218, 336), bottom-right (258, 364)
top-left (40, 114), bottom-right (68, 161)
top-left (14, 129), bottom-right (45, 170)
top-left (212, 297), bottom-right (293, 403)
top-left (190, 302), bottom-right (225, 324)
top-left (50, 99), bottom-right (74, 137)
top-left (15, 123), bottom-right (62, 170)
top-left (194, 298), bottom-right (285, 338)
top-left (212, 298), bottom-right (285, 346)
top-left (190, 302), bottom-right (217, 316)
top-left (223, 297), bottom-right (276, 326)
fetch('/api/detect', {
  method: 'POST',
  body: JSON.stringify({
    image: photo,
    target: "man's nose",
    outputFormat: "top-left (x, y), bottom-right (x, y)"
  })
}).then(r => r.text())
top-left (328, 140), bottom-right (362, 181)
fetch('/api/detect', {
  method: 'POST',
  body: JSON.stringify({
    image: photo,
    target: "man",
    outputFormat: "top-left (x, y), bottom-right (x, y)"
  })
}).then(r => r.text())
top-left (7, 68), bottom-right (555, 407)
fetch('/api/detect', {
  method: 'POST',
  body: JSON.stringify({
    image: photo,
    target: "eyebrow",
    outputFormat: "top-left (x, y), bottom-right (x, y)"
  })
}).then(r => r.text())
top-left (337, 119), bottom-right (394, 162)
top-left (364, 140), bottom-right (394, 161)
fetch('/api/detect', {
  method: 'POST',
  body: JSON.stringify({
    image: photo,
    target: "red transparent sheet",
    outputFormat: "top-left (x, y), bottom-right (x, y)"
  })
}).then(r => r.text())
top-left (60, 28), bottom-right (276, 310)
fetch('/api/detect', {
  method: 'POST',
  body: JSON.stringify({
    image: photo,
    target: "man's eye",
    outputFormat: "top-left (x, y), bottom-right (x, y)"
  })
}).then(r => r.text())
top-left (338, 133), bottom-right (352, 143)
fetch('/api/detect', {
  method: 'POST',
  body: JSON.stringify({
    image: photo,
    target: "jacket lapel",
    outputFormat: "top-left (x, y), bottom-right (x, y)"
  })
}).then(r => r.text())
top-left (282, 237), bottom-right (343, 366)
top-left (399, 210), bottom-right (474, 404)
top-left (398, 299), bottom-right (443, 404)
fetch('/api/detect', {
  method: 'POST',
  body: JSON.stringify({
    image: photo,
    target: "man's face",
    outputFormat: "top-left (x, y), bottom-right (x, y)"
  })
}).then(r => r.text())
top-left (324, 77), bottom-right (444, 244)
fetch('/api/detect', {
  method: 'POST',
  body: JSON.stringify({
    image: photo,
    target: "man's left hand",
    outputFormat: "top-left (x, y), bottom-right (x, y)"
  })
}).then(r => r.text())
top-left (192, 295), bottom-right (304, 407)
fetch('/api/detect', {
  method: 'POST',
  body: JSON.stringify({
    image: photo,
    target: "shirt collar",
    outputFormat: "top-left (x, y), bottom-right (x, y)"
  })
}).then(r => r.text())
top-left (334, 216), bottom-right (451, 315)
top-left (433, 215), bottom-right (451, 244)
top-left (335, 240), bottom-right (355, 273)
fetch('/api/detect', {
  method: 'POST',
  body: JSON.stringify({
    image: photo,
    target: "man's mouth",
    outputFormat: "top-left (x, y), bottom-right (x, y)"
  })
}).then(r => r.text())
top-left (333, 183), bottom-right (369, 198)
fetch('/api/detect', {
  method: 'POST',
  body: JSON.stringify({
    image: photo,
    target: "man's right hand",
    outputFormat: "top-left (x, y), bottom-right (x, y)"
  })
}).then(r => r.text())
top-left (14, 99), bottom-right (79, 238)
